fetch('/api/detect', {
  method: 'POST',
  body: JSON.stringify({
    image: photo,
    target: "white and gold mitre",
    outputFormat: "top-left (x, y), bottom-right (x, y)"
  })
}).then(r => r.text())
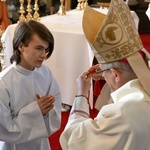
top-left (83, 0), bottom-right (143, 63)
top-left (82, 0), bottom-right (150, 96)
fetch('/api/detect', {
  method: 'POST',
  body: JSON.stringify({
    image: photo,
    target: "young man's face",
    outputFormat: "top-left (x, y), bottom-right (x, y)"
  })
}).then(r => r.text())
top-left (18, 34), bottom-right (49, 70)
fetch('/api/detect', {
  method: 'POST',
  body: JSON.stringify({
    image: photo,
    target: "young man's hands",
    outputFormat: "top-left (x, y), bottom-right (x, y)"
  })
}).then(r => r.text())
top-left (36, 94), bottom-right (55, 116)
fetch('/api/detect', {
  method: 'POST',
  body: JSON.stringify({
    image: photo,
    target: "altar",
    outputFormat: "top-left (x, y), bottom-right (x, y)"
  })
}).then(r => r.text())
top-left (1, 8), bottom-right (139, 107)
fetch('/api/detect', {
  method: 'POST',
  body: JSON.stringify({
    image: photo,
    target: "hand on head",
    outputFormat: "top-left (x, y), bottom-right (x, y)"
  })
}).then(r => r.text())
top-left (88, 64), bottom-right (104, 81)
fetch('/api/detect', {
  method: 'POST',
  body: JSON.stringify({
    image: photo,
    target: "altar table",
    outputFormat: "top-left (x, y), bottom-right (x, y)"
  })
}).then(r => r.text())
top-left (1, 8), bottom-right (139, 107)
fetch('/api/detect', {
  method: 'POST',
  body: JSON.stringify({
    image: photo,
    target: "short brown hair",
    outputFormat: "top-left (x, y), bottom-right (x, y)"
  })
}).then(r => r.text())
top-left (10, 20), bottom-right (54, 64)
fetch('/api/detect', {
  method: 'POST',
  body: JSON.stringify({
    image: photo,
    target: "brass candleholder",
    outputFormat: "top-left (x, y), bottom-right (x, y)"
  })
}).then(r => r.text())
top-left (76, 0), bottom-right (82, 10)
top-left (18, 0), bottom-right (26, 23)
top-left (33, 0), bottom-right (40, 21)
top-left (57, 0), bottom-right (66, 15)
top-left (84, 0), bottom-right (88, 8)
top-left (26, 0), bottom-right (33, 21)
top-left (76, 0), bottom-right (87, 10)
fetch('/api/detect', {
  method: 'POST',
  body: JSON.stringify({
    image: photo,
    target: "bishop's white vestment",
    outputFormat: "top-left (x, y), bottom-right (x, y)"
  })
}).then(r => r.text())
top-left (60, 79), bottom-right (150, 150)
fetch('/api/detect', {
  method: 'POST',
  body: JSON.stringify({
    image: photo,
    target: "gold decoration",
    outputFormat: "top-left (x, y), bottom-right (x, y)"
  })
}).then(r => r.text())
top-left (83, 5), bottom-right (143, 63)
top-left (76, 0), bottom-right (88, 10)
top-left (33, 0), bottom-right (40, 21)
top-left (76, 0), bottom-right (82, 10)
top-left (26, 0), bottom-right (33, 21)
top-left (57, 0), bottom-right (66, 15)
top-left (18, 0), bottom-right (26, 23)
top-left (84, 0), bottom-right (88, 8)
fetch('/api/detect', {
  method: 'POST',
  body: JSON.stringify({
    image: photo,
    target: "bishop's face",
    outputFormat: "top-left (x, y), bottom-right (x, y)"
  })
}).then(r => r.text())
top-left (18, 34), bottom-right (49, 70)
top-left (99, 64), bottom-right (117, 93)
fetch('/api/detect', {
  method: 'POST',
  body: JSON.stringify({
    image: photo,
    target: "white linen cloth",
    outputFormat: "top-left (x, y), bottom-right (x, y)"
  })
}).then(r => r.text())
top-left (60, 79), bottom-right (150, 150)
top-left (0, 63), bottom-right (62, 150)
top-left (1, 9), bottom-right (139, 107)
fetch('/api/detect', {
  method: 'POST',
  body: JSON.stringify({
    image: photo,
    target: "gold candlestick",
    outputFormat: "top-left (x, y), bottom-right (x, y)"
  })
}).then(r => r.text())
top-left (33, 0), bottom-right (40, 21)
top-left (18, 0), bottom-right (26, 23)
top-left (76, 0), bottom-right (82, 10)
top-left (26, 0), bottom-right (33, 20)
top-left (84, 0), bottom-right (88, 8)
top-left (57, 0), bottom-right (66, 15)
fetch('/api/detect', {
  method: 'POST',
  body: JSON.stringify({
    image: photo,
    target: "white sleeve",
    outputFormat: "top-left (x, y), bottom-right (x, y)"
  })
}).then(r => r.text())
top-left (0, 81), bottom-right (48, 144)
top-left (45, 72), bottom-right (62, 135)
top-left (60, 98), bottom-right (130, 150)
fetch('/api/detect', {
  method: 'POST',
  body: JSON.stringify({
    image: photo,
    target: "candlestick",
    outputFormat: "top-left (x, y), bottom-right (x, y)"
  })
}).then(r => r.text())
top-left (26, 0), bottom-right (33, 21)
top-left (18, 0), bottom-right (26, 23)
top-left (57, 0), bottom-right (66, 15)
top-left (33, 0), bottom-right (40, 21)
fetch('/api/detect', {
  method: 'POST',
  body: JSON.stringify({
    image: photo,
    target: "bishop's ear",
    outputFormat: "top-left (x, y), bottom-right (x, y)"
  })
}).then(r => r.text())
top-left (110, 68), bottom-right (121, 82)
